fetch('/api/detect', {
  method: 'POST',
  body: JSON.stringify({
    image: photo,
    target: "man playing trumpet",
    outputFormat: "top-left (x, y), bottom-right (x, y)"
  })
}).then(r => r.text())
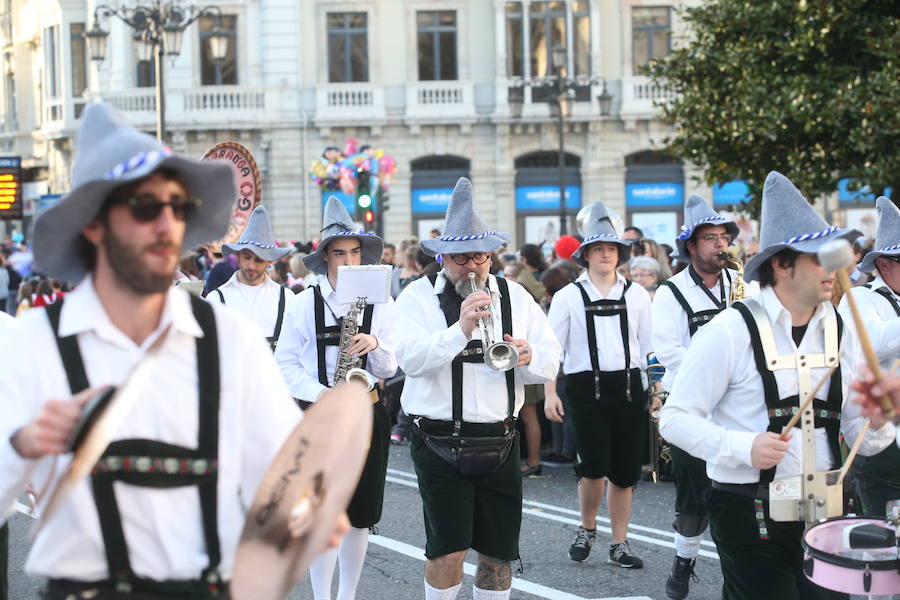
top-left (395, 177), bottom-right (559, 600)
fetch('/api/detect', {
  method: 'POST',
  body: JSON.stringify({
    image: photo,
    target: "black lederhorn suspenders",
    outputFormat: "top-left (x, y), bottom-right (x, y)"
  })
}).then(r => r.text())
top-left (575, 280), bottom-right (634, 401)
top-left (312, 285), bottom-right (374, 387)
top-left (46, 297), bottom-right (224, 596)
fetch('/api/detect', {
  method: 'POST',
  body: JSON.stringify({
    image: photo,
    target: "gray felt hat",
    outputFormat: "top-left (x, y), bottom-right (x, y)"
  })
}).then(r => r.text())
top-left (858, 196), bottom-right (900, 273)
top-left (419, 177), bottom-right (511, 257)
top-left (743, 171), bottom-right (861, 283)
top-left (33, 102), bottom-right (234, 284)
top-left (222, 205), bottom-right (290, 262)
top-left (571, 201), bottom-right (632, 268)
top-left (302, 196), bottom-right (383, 275)
top-left (672, 194), bottom-right (740, 263)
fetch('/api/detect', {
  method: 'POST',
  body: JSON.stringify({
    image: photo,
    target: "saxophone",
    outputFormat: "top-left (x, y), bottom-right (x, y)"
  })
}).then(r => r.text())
top-left (333, 298), bottom-right (377, 392)
top-left (719, 252), bottom-right (745, 304)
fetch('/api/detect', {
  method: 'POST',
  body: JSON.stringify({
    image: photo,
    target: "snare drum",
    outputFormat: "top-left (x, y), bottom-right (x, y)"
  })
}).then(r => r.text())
top-left (801, 516), bottom-right (900, 595)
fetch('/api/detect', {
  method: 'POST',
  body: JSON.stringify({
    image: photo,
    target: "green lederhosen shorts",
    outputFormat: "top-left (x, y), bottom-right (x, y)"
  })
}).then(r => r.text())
top-left (670, 444), bottom-right (711, 537)
top-left (566, 369), bottom-right (644, 487)
top-left (523, 384), bottom-right (545, 407)
top-left (858, 440), bottom-right (900, 517)
top-left (347, 401), bottom-right (391, 529)
top-left (706, 487), bottom-right (848, 600)
top-left (410, 421), bottom-right (522, 561)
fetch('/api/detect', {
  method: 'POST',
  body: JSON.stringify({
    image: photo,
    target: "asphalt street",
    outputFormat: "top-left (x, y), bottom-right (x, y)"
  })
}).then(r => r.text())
top-left (6, 445), bottom-right (887, 599)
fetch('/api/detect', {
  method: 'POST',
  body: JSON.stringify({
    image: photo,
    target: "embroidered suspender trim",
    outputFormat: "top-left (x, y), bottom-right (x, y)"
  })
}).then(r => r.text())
top-left (658, 280), bottom-right (722, 337)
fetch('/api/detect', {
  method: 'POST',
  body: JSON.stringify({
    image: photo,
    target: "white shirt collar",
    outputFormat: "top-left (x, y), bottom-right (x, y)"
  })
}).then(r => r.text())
top-left (58, 275), bottom-right (203, 347)
top-left (757, 284), bottom-right (830, 330)
top-left (222, 270), bottom-right (280, 291)
top-left (575, 270), bottom-right (626, 297)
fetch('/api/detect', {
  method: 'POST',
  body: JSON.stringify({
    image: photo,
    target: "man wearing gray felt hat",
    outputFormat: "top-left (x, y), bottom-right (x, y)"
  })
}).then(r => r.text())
top-left (208, 205), bottom-right (296, 349)
top-left (0, 102), bottom-right (310, 599)
top-left (395, 177), bottom-right (560, 600)
top-left (301, 195), bottom-right (384, 275)
top-left (547, 200), bottom-right (651, 571)
top-left (839, 196), bottom-right (900, 518)
top-left (661, 171), bottom-right (891, 600)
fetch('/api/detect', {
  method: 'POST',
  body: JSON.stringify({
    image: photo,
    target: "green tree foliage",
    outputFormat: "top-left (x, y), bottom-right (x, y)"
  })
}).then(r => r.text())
top-left (646, 0), bottom-right (900, 216)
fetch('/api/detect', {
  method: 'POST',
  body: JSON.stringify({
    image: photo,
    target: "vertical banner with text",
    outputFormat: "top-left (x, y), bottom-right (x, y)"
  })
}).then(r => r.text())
top-left (0, 157), bottom-right (22, 220)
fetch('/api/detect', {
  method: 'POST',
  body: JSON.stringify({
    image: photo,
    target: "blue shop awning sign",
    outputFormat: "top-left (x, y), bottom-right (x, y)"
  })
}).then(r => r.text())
top-left (625, 182), bottom-right (683, 207)
top-left (412, 187), bottom-right (453, 213)
top-left (515, 185), bottom-right (581, 211)
top-left (838, 179), bottom-right (893, 204)
top-left (322, 191), bottom-right (356, 214)
top-left (712, 180), bottom-right (751, 206)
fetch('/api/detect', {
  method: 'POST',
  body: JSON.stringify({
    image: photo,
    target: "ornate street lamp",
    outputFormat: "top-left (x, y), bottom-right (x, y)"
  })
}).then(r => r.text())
top-left (86, 1), bottom-right (228, 142)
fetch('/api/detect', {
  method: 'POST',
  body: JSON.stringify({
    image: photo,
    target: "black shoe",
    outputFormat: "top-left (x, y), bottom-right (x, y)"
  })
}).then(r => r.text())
top-left (608, 541), bottom-right (643, 569)
top-left (541, 452), bottom-right (574, 467)
top-left (665, 555), bottom-right (698, 599)
top-left (568, 526), bottom-right (596, 562)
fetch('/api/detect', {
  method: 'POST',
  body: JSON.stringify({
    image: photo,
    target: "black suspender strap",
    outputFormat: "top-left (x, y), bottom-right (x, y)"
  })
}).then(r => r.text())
top-left (433, 273), bottom-right (516, 434)
top-left (267, 285), bottom-right (287, 349)
top-left (47, 296), bottom-right (224, 596)
top-left (734, 301), bottom-right (844, 485)
top-left (312, 285), bottom-right (375, 383)
top-left (660, 277), bottom-right (726, 337)
top-left (874, 286), bottom-right (900, 317)
top-left (359, 303), bottom-right (375, 370)
top-left (214, 288), bottom-right (224, 304)
top-left (45, 300), bottom-right (89, 395)
top-left (688, 265), bottom-right (728, 310)
top-left (575, 280), bottom-right (634, 401)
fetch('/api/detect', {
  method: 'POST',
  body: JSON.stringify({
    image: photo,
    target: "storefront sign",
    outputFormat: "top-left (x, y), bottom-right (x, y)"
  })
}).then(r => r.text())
top-left (712, 180), bottom-right (751, 206)
top-left (0, 157), bottom-right (22, 219)
top-left (515, 185), bottom-right (581, 211)
top-left (625, 182), bottom-right (683, 207)
top-left (412, 188), bottom-right (453, 213)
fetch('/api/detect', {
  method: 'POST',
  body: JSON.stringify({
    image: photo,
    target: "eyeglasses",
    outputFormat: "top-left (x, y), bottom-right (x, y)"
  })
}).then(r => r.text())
top-left (698, 233), bottom-right (734, 244)
top-left (114, 194), bottom-right (202, 222)
top-left (449, 252), bottom-right (490, 265)
top-left (881, 256), bottom-right (900, 265)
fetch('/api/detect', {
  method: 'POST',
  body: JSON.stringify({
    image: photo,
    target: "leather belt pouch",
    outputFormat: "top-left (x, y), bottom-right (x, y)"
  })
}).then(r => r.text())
top-left (418, 428), bottom-right (514, 476)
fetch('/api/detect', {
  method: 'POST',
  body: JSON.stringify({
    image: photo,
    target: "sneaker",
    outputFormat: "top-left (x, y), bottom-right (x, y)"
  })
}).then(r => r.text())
top-left (389, 433), bottom-right (406, 446)
top-left (665, 555), bottom-right (698, 599)
top-left (541, 452), bottom-right (574, 467)
top-left (568, 526), bottom-right (596, 562)
top-left (608, 541), bottom-right (643, 569)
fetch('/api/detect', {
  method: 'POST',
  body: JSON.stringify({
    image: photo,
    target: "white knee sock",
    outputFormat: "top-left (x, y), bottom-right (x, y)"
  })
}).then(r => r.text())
top-left (309, 548), bottom-right (338, 600)
top-left (675, 532), bottom-right (703, 560)
top-left (472, 586), bottom-right (511, 599)
top-left (336, 526), bottom-right (370, 600)
top-left (424, 579), bottom-right (462, 600)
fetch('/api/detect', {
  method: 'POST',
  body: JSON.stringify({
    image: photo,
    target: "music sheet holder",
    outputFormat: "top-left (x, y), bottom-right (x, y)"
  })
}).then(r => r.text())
top-left (335, 265), bottom-right (392, 305)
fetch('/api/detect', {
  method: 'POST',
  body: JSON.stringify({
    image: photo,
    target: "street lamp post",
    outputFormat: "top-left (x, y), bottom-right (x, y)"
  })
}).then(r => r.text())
top-left (85, 1), bottom-right (231, 142)
top-left (508, 47), bottom-right (613, 237)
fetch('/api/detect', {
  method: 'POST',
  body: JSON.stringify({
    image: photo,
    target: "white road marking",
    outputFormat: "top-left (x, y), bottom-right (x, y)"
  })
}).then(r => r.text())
top-left (370, 533), bottom-right (653, 600)
top-left (385, 468), bottom-right (720, 560)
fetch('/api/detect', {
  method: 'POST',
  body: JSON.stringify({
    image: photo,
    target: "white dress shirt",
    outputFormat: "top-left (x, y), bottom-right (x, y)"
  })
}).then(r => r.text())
top-left (839, 275), bottom-right (900, 444)
top-left (395, 271), bottom-right (560, 422)
top-left (274, 276), bottom-right (398, 402)
top-left (660, 285), bottom-right (893, 484)
top-left (0, 277), bottom-right (301, 582)
top-left (652, 267), bottom-right (759, 390)
top-left (207, 272), bottom-right (295, 340)
top-left (547, 271), bottom-right (651, 376)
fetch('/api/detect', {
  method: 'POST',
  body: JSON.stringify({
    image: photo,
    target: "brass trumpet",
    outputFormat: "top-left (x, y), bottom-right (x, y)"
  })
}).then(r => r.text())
top-left (469, 272), bottom-right (519, 371)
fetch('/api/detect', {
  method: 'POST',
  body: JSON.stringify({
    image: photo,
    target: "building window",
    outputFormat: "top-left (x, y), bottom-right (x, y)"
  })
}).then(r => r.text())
top-left (43, 25), bottom-right (60, 99)
top-left (200, 15), bottom-right (237, 85)
top-left (632, 6), bottom-right (671, 71)
top-left (506, 2), bottom-right (591, 79)
top-left (136, 60), bottom-right (155, 88)
top-left (417, 11), bottom-right (457, 81)
top-left (327, 12), bottom-right (368, 83)
top-left (70, 23), bottom-right (87, 97)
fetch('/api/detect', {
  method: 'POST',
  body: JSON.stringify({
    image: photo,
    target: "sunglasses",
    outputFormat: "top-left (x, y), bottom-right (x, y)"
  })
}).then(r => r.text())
top-left (449, 252), bottom-right (490, 266)
top-left (881, 255), bottom-right (900, 265)
top-left (113, 194), bottom-right (202, 222)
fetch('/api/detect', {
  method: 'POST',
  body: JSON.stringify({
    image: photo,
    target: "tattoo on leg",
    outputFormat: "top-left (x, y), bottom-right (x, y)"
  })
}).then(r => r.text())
top-left (475, 555), bottom-right (511, 590)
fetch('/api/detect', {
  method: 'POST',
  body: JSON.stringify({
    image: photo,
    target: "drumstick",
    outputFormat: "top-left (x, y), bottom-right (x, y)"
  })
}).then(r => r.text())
top-left (780, 365), bottom-right (838, 439)
top-left (836, 419), bottom-right (869, 486)
top-left (818, 239), bottom-right (895, 418)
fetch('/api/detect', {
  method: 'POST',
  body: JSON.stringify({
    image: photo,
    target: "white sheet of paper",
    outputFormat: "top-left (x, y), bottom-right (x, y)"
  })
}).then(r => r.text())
top-left (336, 265), bottom-right (392, 304)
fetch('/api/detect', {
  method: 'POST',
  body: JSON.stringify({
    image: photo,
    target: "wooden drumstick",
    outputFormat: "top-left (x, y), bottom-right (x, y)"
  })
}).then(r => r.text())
top-left (836, 418), bottom-right (869, 486)
top-left (817, 239), bottom-right (895, 419)
top-left (780, 365), bottom-right (838, 439)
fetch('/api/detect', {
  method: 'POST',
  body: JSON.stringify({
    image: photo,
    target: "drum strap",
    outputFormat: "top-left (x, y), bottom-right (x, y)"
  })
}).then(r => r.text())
top-left (575, 280), bottom-right (634, 401)
top-left (734, 298), bottom-right (843, 486)
top-left (46, 296), bottom-right (224, 596)
top-left (429, 273), bottom-right (515, 433)
top-left (312, 285), bottom-right (374, 386)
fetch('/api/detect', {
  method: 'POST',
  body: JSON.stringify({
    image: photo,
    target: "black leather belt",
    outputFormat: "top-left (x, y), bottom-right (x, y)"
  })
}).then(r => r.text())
top-left (711, 480), bottom-right (769, 500)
